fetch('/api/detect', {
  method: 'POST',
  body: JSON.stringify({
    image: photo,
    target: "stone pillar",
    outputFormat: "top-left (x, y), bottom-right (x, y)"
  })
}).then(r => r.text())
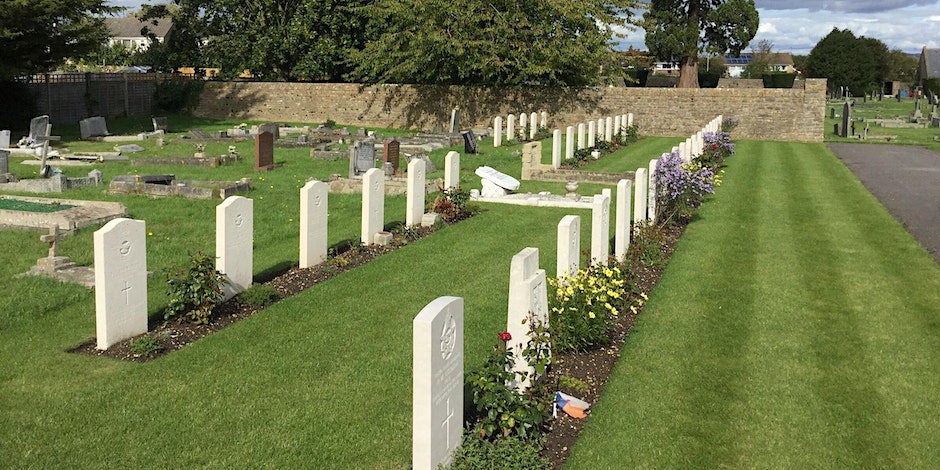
top-left (565, 126), bottom-right (574, 161)
top-left (557, 215), bottom-right (580, 279)
top-left (444, 151), bottom-right (459, 190)
top-left (577, 123), bottom-right (585, 150)
top-left (552, 129), bottom-right (562, 169)
top-left (407, 158), bottom-right (426, 227)
top-left (300, 180), bottom-right (328, 269)
top-left (615, 179), bottom-right (632, 261)
top-left (633, 168), bottom-right (648, 224)
top-left (493, 117), bottom-right (503, 147)
top-left (94, 218), bottom-right (148, 350)
top-left (591, 194), bottom-right (610, 265)
top-left (217, 196), bottom-right (254, 299)
top-left (361, 168), bottom-right (384, 244)
top-left (588, 121), bottom-right (596, 148)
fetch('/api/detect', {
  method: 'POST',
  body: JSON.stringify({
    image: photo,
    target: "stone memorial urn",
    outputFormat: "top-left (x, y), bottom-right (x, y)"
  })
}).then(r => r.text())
top-left (565, 180), bottom-right (579, 197)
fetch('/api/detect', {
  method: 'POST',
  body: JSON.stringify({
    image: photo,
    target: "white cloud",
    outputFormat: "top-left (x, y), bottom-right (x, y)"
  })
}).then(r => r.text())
top-left (758, 22), bottom-right (778, 34)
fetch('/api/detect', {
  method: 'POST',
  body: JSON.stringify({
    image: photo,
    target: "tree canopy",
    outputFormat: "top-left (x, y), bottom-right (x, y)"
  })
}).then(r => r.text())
top-left (644, 0), bottom-right (759, 88)
top-left (353, 0), bottom-right (640, 86)
top-left (805, 28), bottom-right (889, 95)
top-left (0, 0), bottom-right (120, 79)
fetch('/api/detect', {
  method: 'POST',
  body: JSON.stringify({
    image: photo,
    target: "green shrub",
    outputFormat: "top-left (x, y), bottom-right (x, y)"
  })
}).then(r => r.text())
top-left (615, 124), bottom-right (639, 145)
top-left (557, 375), bottom-right (589, 394)
top-left (762, 73), bottom-right (797, 89)
top-left (630, 222), bottom-right (668, 268)
top-left (548, 264), bottom-right (628, 352)
top-left (532, 126), bottom-right (551, 141)
top-left (129, 335), bottom-right (164, 357)
top-left (239, 284), bottom-right (280, 308)
top-left (323, 118), bottom-right (336, 128)
top-left (165, 252), bottom-right (226, 325)
top-left (433, 187), bottom-right (473, 223)
top-left (153, 78), bottom-right (205, 113)
top-left (447, 433), bottom-right (549, 470)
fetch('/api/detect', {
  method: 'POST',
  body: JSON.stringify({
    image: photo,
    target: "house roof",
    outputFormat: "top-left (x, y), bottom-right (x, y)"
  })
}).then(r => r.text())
top-left (723, 53), bottom-right (794, 67)
top-left (105, 15), bottom-right (171, 39)
top-left (923, 48), bottom-right (940, 78)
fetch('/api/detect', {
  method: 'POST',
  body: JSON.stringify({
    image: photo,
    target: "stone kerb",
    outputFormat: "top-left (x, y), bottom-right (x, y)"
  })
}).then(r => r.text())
top-left (506, 247), bottom-right (549, 391)
top-left (615, 179), bottom-right (632, 261)
top-left (94, 218), bottom-right (148, 350)
top-left (591, 194), bottom-right (610, 265)
top-left (557, 215), bottom-right (580, 279)
top-left (361, 168), bottom-right (385, 244)
top-left (634, 168), bottom-right (648, 224)
top-left (300, 180), bottom-right (328, 269)
top-left (413, 296), bottom-right (464, 470)
top-left (406, 158), bottom-right (426, 227)
top-left (216, 195), bottom-right (254, 299)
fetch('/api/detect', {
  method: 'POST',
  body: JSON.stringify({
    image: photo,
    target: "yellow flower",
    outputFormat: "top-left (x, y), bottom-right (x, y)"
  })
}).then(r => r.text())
top-left (147, 232), bottom-right (153, 236)
top-left (630, 305), bottom-right (638, 314)
top-left (640, 293), bottom-right (649, 300)
top-left (588, 312), bottom-right (596, 319)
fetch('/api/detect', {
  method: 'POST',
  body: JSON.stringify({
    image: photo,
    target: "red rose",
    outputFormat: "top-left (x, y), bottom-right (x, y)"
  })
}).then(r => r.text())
top-left (498, 332), bottom-right (512, 341)
top-left (712, 144), bottom-right (718, 149)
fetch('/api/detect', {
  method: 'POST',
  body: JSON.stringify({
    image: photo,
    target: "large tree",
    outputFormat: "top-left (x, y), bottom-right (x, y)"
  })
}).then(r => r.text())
top-left (644, 0), bottom-right (759, 88)
top-left (0, 0), bottom-right (120, 79)
top-left (138, 2), bottom-right (206, 74)
top-left (353, 0), bottom-right (640, 86)
top-left (805, 28), bottom-right (889, 95)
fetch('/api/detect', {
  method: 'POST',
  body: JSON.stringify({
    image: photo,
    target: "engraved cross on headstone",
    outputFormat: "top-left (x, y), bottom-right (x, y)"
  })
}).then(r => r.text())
top-left (122, 281), bottom-right (132, 304)
top-left (441, 398), bottom-right (455, 449)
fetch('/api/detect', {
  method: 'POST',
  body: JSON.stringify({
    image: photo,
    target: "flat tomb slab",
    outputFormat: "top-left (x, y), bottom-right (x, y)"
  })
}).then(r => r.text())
top-left (109, 175), bottom-right (252, 200)
top-left (0, 195), bottom-right (127, 232)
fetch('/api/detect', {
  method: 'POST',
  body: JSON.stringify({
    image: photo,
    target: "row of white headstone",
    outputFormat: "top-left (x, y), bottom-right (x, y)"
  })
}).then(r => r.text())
top-left (672, 115), bottom-right (724, 164)
top-left (93, 152), bottom-right (466, 350)
top-left (492, 111), bottom-right (549, 147)
top-left (551, 113), bottom-right (635, 169)
top-left (412, 243), bottom-right (551, 469)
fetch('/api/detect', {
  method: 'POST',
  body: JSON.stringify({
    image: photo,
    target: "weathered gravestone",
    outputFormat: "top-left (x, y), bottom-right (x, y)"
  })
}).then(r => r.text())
top-left (383, 138), bottom-right (401, 172)
top-left (254, 131), bottom-right (275, 171)
top-left (475, 166), bottom-right (520, 197)
top-left (830, 108), bottom-right (836, 119)
top-left (444, 151), bottom-right (460, 190)
top-left (449, 107), bottom-right (460, 134)
top-left (634, 167), bottom-right (648, 223)
top-left (257, 123), bottom-right (280, 139)
top-left (506, 114), bottom-right (515, 141)
top-left (648, 159), bottom-right (659, 223)
top-left (152, 116), bottom-right (168, 132)
top-left (605, 116), bottom-right (613, 142)
top-left (412, 296), bottom-right (464, 470)
top-left (462, 130), bottom-right (478, 154)
top-left (588, 121), bottom-right (596, 148)
top-left (506, 247), bottom-right (549, 391)
top-left (94, 218), bottom-right (148, 350)
top-left (361, 168), bottom-right (384, 244)
top-left (841, 102), bottom-right (850, 137)
top-left (0, 130), bottom-right (10, 148)
top-left (529, 112), bottom-right (538, 140)
top-left (349, 141), bottom-right (376, 178)
top-left (557, 215), bottom-right (580, 279)
top-left (577, 123), bottom-right (585, 150)
top-left (493, 117), bottom-right (503, 147)
top-left (300, 180), bottom-right (328, 269)
top-left (591, 194), bottom-right (610, 265)
top-left (615, 179), bottom-right (632, 261)
top-left (0, 150), bottom-right (8, 175)
top-left (216, 196), bottom-right (253, 299)
top-left (79, 116), bottom-right (109, 139)
top-left (406, 158), bottom-right (426, 227)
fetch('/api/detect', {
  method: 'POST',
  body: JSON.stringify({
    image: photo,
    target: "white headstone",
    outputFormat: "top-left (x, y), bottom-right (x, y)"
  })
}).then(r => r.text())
top-left (552, 129), bottom-right (562, 169)
top-left (621, 114), bottom-right (628, 131)
top-left (94, 218), bottom-right (148, 350)
top-left (475, 166), bottom-right (520, 191)
top-left (648, 159), bottom-right (659, 224)
top-left (407, 158), bottom-right (427, 227)
top-left (679, 141), bottom-right (689, 162)
top-left (591, 194), bottom-right (610, 265)
top-left (613, 115), bottom-right (621, 138)
top-left (529, 112), bottom-right (538, 139)
top-left (519, 113), bottom-right (527, 138)
top-left (596, 118), bottom-right (604, 141)
top-left (587, 121), bottom-right (596, 148)
top-left (300, 181), bottom-right (328, 269)
top-left (506, 247), bottom-right (548, 391)
top-left (506, 114), bottom-right (515, 141)
top-left (0, 130), bottom-right (9, 149)
top-left (627, 113), bottom-right (634, 127)
top-left (557, 215), bottom-right (580, 279)
top-left (449, 107), bottom-right (460, 134)
top-left (217, 196), bottom-right (253, 299)
top-left (413, 296), bottom-right (464, 470)
top-left (540, 111), bottom-right (548, 128)
top-left (604, 117), bottom-right (613, 142)
top-left (633, 168), bottom-right (648, 224)
top-left (493, 117), bottom-right (503, 147)
top-left (361, 168), bottom-right (385, 244)
top-left (577, 123), bottom-right (585, 150)
top-left (444, 151), bottom-right (459, 190)
top-left (615, 179), bottom-right (632, 261)
top-left (565, 126), bottom-right (574, 161)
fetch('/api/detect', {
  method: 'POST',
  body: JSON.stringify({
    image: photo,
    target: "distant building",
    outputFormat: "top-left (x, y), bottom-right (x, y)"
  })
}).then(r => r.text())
top-left (105, 16), bottom-right (171, 50)
top-left (917, 47), bottom-right (940, 87)
top-left (723, 53), bottom-right (795, 78)
top-left (652, 61), bottom-right (680, 76)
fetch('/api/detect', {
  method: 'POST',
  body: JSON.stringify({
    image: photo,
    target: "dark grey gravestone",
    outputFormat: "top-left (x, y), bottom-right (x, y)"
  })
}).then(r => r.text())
top-left (830, 108), bottom-right (836, 119)
top-left (152, 117), bottom-right (168, 132)
top-left (348, 141), bottom-right (376, 178)
top-left (188, 130), bottom-right (212, 139)
top-left (840, 102), bottom-right (850, 138)
top-left (462, 130), bottom-right (478, 154)
top-left (0, 149), bottom-right (9, 174)
top-left (29, 115), bottom-right (50, 140)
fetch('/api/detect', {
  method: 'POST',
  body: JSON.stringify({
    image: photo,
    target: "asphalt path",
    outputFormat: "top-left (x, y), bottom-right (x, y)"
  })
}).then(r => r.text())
top-left (828, 143), bottom-right (940, 264)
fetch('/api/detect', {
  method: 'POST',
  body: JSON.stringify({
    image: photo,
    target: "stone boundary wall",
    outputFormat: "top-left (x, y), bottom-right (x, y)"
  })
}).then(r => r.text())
top-left (194, 79), bottom-right (826, 142)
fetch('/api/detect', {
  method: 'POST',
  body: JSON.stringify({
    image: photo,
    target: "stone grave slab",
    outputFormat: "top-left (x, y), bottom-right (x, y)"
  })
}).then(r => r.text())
top-left (300, 180), bottom-right (328, 268)
top-left (557, 215), bottom-right (580, 279)
top-left (383, 138), bottom-right (401, 172)
top-left (591, 194), bottom-right (610, 265)
top-left (29, 115), bottom-right (50, 140)
top-left (633, 167), bottom-right (648, 223)
top-left (80, 116), bottom-right (109, 139)
top-left (506, 247), bottom-right (548, 391)
top-left (0, 130), bottom-right (9, 149)
top-left (361, 168), bottom-right (384, 244)
top-left (475, 166), bottom-right (520, 198)
top-left (349, 141), bottom-right (376, 178)
top-left (216, 196), bottom-right (253, 299)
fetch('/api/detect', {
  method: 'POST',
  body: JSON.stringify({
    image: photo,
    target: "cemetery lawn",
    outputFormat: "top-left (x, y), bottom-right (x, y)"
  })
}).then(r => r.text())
top-left (565, 140), bottom-right (940, 468)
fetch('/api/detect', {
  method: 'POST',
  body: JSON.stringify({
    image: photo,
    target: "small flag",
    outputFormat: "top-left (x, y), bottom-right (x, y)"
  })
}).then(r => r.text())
top-left (555, 391), bottom-right (590, 419)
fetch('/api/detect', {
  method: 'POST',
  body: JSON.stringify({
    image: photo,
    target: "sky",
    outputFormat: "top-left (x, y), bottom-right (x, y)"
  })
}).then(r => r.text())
top-left (108, 0), bottom-right (940, 55)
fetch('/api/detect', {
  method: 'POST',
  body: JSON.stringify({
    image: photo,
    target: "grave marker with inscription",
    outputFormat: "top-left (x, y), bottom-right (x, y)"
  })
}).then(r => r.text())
top-left (634, 168), bottom-right (648, 224)
top-left (552, 129), bottom-right (562, 169)
top-left (615, 179), bottom-right (632, 261)
top-left (413, 296), bottom-right (464, 470)
top-left (383, 138), bottom-right (401, 172)
top-left (506, 247), bottom-right (549, 391)
top-left (591, 194), bottom-right (610, 265)
top-left (406, 158), bottom-right (426, 227)
top-left (444, 151), bottom-right (460, 190)
top-left (361, 168), bottom-right (385, 244)
top-left (529, 112), bottom-right (538, 140)
top-left (254, 131), bottom-right (275, 171)
top-left (462, 130), bottom-right (478, 154)
top-left (588, 121), bottom-right (596, 148)
top-left (349, 141), bottom-right (377, 178)
top-left (493, 117), bottom-right (503, 147)
top-left (557, 215), bottom-right (580, 279)
top-left (648, 159), bottom-right (659, 223)
top-left (216, 196), bottom-right (253, 299)
top-left (300, 181), bottom-right (328, 268)
top-left (94, 218), bottom-right (148, 350)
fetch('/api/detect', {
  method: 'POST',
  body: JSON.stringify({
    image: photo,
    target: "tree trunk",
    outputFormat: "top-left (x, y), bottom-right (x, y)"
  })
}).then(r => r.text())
top-left (677, 57), bottom-right (700, 88)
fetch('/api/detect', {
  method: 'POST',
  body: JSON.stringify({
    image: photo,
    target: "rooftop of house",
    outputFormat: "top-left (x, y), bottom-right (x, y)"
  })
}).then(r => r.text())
top-left (923, 47), bottom-right (940, 78)
top-left (104, 15), bottom-right (171, 39)
top-left (723, 53), bottom-right (794, 66)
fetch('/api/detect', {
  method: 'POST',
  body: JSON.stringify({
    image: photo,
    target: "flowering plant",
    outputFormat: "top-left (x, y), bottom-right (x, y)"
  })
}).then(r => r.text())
top-left (698, 131), bottom-right (735, 168)
top-left (655, 150), bottom-right (717, 222)
top-left (721, 117), bottom-right (739, 133)
top-left (548, 264), bottom-right (629, 352)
